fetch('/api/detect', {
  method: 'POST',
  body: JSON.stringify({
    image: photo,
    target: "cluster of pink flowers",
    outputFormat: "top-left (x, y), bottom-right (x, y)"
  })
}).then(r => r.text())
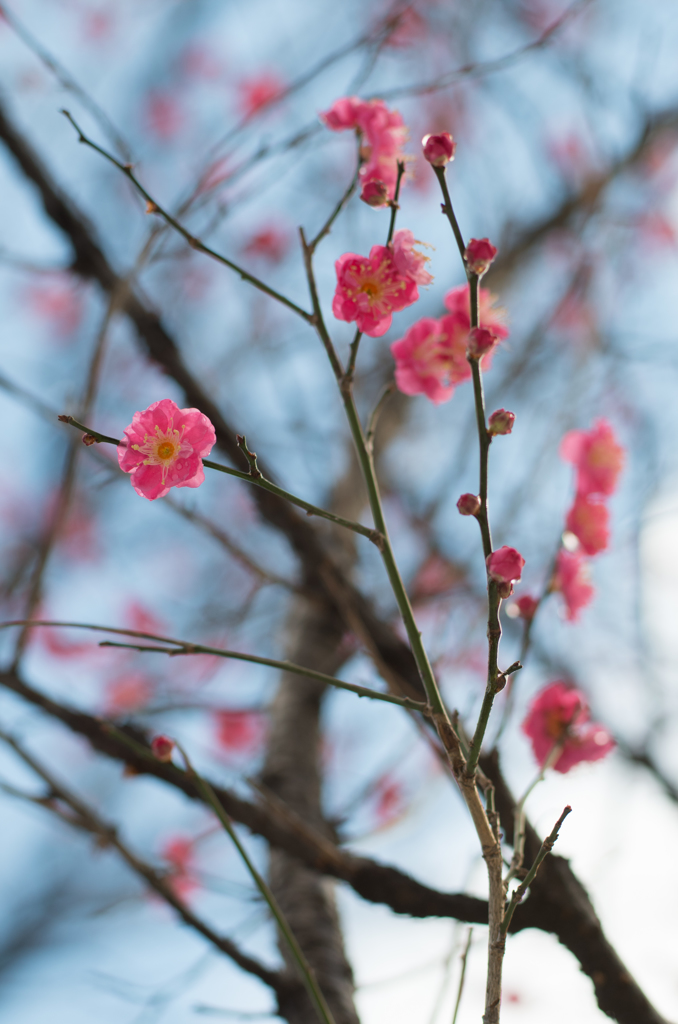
top-left (333, 229), bottom-right (431, 336)
top-left (118, 398), bottom-right (216, 501)
top-left (522, 681), bottom-right (615, 773)
top-left (554, 419), bottom-right (624, 619)
top-left (390, 284), bottom-right (507, 403)
top-left (320, 96), bottom-right (408, 206)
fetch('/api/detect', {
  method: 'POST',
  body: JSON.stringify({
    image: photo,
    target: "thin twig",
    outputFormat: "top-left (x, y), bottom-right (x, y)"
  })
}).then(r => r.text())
top-left (177, 742), bottom-right (337, 1024)
top-left (0, 620), bottom-right (429, 713)
top-left (451, 928), bottom-right (474, 1024)
top-left (0, 729), bottom-right (285, 992)
top-left (61, 111), bottom-right (312, 323)
top-left (501, 806), bottom-right (572, 936)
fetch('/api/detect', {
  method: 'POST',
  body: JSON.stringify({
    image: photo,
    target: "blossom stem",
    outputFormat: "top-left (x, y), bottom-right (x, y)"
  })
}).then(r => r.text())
top-left (340, 391), bottom-right (447, 717)
top-left (59, 416), bottom-right (383, 546)
top-left (365, 380), bottom-right (395, 454)
top-left (386, 160), bottom-right (406, 245)
top-left (0, 620), bottom-right (428, 713)
top-left (433, 165), bottom-right (466, 262)
top-left (299, 227), bottom-right (344, 380)
top-left (432, 156), bottom-right (506, 1024)
top-left (179, 744), bottom-right (338, 1024)
top-left (61, 110), bottom-right (312, 324)
top-left (343, 328), bottom-right (363, 386)
top-left (500, 806), bottom-right (571, 937)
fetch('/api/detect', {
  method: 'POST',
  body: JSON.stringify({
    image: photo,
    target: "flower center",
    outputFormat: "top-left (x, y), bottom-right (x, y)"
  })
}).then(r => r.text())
top-left (132, 420), bottom-right (193, 483)
top-left (157, 441), bottom-right (176, 461)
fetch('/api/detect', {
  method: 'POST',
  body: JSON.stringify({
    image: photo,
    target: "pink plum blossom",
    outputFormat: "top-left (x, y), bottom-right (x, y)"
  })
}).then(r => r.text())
top-left (464, 238), bottom-right (498, 276)
top-left (560, 419), bottom-right (624, 498)
top-left (552, 549), bottom-right (594, 621)
top-left (565, 494), bottom-right (609, 556)
top-left (486, 546), bottom-right (525, 585)
top-left (320, 96), bottom-right (408, 203)
top-left (391, 230), bottom-right (433, 285)
top-left (457, 493), bottom-right (481, 516)
top-left (391, 307), bottom-right (496, 404)
top-left (422, 132), bottom-right (456, 167)
top-left (444, 284), bottom-right (508, 339)
top-left (242, 226), bottom-right (290, 263)
top-left (118, 399), bottom-right (216, 501)
top-left (522, 681), bottom-right (615, 773)
top-left (488, 409), bottom-right (515, 435)
top-left (333, 245), bottom-right (419, 336)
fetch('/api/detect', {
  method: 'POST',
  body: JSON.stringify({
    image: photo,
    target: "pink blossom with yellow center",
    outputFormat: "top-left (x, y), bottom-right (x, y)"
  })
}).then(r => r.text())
top-left (332, 243), bottom-right (419, 337)
top-left (522, 681), bottom-right (615, 773)
top-left (560, 418), bottom-right (624, 498)
top-left (118, 398), bottom-right (216, 501)
top-left (552, 549), bottom-right (594, 621)
top-left (565, 493), bottom-right (609, 556)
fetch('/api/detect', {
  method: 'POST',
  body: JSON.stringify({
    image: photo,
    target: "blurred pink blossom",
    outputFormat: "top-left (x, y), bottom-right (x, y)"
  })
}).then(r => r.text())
top-left (25, 276), bottom-right (84, 337)
top-left (522, 681), bottom-right (615, 773)
top-left (144, 91), bottom-right (185, 141)
top-left (560, 419), bottom-right (624, 499)
top-left (242, 226), bottom-right (290, 263)
top-left (565, 493), bottom-right (609, 556)
top-left (162, 836), bottom-right (198, 898)
top-left (215, 710), bottom-right (265, 755)
top-left (320, 96), bottom-right (408, 204)
top-left (443, 284), bottom-right (508, 340)
top-left (118, 399), bottom-right (216, 500)
top-left (104, 673), bottom-right (153, 716)
top-left (238, 73), bottom-right (284, 118)
top-left (552, 549), bottom-right (594, 621)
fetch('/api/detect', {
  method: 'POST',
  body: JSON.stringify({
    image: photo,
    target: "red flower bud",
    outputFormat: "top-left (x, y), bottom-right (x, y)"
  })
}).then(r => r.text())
top-left (360, 179), bottom-right (390, 208)
top-left (422, 132), bottom-right (456, 167)
top-left (486, 545), bottom-right (525, 584)
top-left (515, 594), bottom-right (538, 620)
top-left (151, 735), bottom-right (175, 762)
top-left (457, 493), bottom-right (481, 516)
top-left (488, 409), bottom-right (515, 435)
top-left (82, 434), bottom-right (97, 446)
top-left (467, 326), bottom-right (498, 359)
top-left (464, 238), bottom-right (498, 276)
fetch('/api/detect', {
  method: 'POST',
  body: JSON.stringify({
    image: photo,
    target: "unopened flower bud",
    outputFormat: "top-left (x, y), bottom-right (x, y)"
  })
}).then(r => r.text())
top-left (457, 493), bottom-right (481, 516)
top-left (486, 545), bottom-right (525, 584)
top-left (422, 132), bottom-right (456, 167)
top-left (488, 409), bottom-right (515, 435)
top-left (360, 179), bottom-right (390, 208)
top-left (467, 326), bottom-right (498, 359)
top-left (151, 735), bottom-right (175, 762)
top-left (515, 594), bottom-right (538, 620)
top-left (82, 433), bottom-right (97, 446)
top-left (464, 238), bottom-right (498, 276)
